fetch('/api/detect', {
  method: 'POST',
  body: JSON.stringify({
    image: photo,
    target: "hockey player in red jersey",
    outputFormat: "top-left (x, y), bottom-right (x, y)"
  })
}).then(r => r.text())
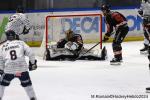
top-left (101, 4), bottom-right (129, 65)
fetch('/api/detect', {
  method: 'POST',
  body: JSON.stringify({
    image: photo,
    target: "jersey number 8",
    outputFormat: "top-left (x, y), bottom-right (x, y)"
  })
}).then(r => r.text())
top-left (10, 50), bottom-right (17, 60)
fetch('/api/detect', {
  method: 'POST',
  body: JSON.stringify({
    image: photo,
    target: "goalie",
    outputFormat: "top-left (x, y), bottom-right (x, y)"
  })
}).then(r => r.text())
top-left (45, 29), bottom-right (107, 61)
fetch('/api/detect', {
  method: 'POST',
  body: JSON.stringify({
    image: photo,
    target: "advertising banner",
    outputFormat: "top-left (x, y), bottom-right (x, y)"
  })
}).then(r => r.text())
top-left (0, 9), bottom-right (143, 46)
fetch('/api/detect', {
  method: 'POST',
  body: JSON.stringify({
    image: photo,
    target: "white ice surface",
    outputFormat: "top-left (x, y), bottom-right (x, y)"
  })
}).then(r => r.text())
top-left (2, 41), bottom-right (150, 100)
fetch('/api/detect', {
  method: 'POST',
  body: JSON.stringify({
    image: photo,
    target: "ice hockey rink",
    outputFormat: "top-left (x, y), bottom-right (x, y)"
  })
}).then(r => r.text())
top-left (2, 41), bottom-right (150, 100)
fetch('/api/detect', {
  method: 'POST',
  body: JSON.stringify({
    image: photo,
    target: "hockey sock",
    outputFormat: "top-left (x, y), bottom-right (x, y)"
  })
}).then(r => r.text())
top-left (114, 53), bottom-right (122, 60)
top-left (24, 85), bottom-right (37, 99)
top-left (0, 85), bottom-right (5, 98)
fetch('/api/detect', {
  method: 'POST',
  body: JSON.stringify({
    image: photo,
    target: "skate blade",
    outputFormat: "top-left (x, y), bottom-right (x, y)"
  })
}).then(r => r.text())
top-left (110, 62), bottom-right (121, 65)
top-left (140, 51), bottom-right (148, 55)
top-left (146, 90), bottom-right (150, 93)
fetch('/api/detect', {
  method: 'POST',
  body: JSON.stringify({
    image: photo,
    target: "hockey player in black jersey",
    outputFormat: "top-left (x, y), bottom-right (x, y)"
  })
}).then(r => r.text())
top-left (45, 29), bottom-right (107, 61)
top-left (101, 4), bottom-right (129, 65)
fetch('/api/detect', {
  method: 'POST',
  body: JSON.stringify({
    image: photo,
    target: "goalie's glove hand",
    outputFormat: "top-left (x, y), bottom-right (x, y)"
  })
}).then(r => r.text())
top-left (23, 26), bottom-right (30, 35)
top-left (70, 42), bottom-right (79, 50)
top-left (102, 35), bottom-right (109, 42)
top-left (65, 42), bottom-right (79, 51)
top-left (29, 60), bottom-right (37, 71)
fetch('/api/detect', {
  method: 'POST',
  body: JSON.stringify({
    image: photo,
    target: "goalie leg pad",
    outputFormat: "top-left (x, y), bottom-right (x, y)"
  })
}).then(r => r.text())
top-left (18, 71), bottom-right (32, 87)
top-left (0, 74), bottom-right (14, 86)
top-left (45, 49), bottom-right (51, 60)
top-left (46, 48), bottom-right (76, 61)
top-left (78, 47), bottom-right (107, 60)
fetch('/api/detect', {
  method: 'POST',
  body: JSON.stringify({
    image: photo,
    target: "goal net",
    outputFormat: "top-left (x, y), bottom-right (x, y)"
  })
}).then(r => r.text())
top-left (38, 13), bottom-right (102, 57)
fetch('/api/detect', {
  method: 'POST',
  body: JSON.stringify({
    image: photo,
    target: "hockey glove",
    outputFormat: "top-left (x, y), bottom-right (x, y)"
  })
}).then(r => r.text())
top-left (0, 69), bottom-right (4, 75)
top-left (70, 42), bottom-right (79, 50)
top-left (65, 42), bottom-right (79, 51)
top-left (138, 9), bottom-right (143, 17)
top-left (65, 41), bottom-right (73, 50)
top-left (29, 60), bottom-right (37, 71)
top-left (23, 26), bottom-right (30, 34)
top-left (102, 35), bottom-right (109, 42)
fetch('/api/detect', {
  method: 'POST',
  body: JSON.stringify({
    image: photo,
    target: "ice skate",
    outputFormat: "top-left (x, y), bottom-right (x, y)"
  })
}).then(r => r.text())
top-left (146, 87), bottom-right (150, 93)
top-left (110, 58), bottom-right (121, 65)
top-left (30, 97), bottom-right (37, 100)
top-left (140, 44), bottom-right (148, 54)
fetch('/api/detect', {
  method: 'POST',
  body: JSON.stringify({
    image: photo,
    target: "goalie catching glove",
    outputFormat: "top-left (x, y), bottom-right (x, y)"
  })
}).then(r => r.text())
top-left (65, 42), bottom-right (79, 51)
top-left (29, 60), bottom-right (37, 71)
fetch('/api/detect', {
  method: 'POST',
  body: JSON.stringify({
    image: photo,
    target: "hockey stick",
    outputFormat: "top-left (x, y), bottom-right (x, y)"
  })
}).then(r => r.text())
top-left (75, 41), bottom-right (101, 60)
top-left (0, 40), bottom-right (7, 45)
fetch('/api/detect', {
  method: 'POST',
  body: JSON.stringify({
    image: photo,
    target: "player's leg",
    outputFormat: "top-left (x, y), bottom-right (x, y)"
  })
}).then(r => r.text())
top-left (0, 73), bottom-right (14, 99)
top-left (144, 16), bottom-right (150, 92)
top-left (110, 26), bottom-right (129, 65)
top-left (140, 29), bottom-right (149, 54)
top-left (110, 42), bottom-right (122, 64)
top-left (146, 50), bottom-right (150, 93)
top-left (18, 71), bottom-right (37, 100)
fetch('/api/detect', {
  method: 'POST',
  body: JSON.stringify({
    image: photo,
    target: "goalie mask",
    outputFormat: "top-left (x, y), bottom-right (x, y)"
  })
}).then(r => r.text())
top-left (65, 29), bottom-right (74, 41)
top-left (5, 30), bottom-right (17, 40)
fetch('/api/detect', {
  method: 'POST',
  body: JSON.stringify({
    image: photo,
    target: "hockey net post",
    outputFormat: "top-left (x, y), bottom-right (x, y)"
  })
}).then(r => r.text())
top-left (38, 13), bottom-right (103, 58)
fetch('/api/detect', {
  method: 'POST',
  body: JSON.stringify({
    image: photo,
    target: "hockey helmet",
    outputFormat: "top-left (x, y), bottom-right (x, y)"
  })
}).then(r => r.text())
top-left (101, 4), bottom-right (110, 12)
top-left (65, 29), bottom-right (74, 41)
top-left (144, 0), bottom-right (150, 3)
top-left (16, 5), bottom-right (25, 13)
top-left (5, 30), bottom-right (17, 40)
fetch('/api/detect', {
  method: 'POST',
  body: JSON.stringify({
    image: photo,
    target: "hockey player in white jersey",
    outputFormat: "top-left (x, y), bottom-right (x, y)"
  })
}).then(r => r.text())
top-left (138, 0), bottom-right (150, 54)
top-left (138, 0), bottom-right (150, 93)
top-left (0, 30), bottom-right (37, 100)
top-left (5, 6), bottom-right (31, 40)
